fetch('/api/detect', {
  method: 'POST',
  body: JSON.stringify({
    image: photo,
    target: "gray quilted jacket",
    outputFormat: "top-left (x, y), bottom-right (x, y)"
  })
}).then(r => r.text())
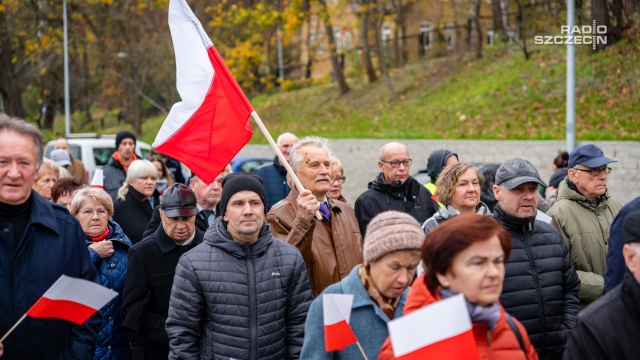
top-left (166, 218), bottom-right (312, 360)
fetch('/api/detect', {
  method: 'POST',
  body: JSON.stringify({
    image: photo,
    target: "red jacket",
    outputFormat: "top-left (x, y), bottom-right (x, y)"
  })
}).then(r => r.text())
top-left (379, 274), bottom-right (539, 360)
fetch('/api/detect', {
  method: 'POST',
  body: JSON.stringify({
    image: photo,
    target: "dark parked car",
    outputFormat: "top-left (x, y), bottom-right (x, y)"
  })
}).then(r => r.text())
top-left (230, 156), bottom-right (272, 173)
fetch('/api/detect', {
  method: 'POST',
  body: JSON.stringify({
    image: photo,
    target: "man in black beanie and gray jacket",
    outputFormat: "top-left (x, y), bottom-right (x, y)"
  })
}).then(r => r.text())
top-left (166, 173), bottom-right (311, 360)
top-left (103, 130), bottom-right (137, 199)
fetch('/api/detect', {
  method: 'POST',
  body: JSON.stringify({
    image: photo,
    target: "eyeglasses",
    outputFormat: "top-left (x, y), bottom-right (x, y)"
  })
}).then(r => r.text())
top-left (380, 159), bottom-right (412, 168)
top-left (332, 176), bottom-right (346, 184)
top-left (80, 209), bottom-right (109, 218)
top-left (573, 167), bottom-right (612, 176)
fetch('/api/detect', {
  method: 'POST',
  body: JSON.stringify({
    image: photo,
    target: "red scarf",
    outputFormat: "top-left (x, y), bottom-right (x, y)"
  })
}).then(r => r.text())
top-left (90, 226), bottom-right (111, 242)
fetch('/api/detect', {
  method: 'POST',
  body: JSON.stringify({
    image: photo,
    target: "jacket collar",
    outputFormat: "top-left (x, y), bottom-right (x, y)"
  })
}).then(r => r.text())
top-left (273, 156), bottom-right (287, 175)
top-left (85, 220), bottom-right (133, 246)
top-left (557, 177), bottom-right (610, 209)
top-left (340, 265), bottom-right (408, 321)
top-left (27, 191), bottom-right (61, 236)
top-left (369, 172), bottom-right (421, 199)
top-left (154, 224), bottom-right (204, 253)
top-left (492, 204), bottom-right (535, 233)
top-left (204, 217), bottom-right (273, 258)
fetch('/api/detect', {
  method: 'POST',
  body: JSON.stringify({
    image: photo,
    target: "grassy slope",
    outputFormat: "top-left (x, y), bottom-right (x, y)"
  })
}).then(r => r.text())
top-left (136, 40), bottom-right (639, 144)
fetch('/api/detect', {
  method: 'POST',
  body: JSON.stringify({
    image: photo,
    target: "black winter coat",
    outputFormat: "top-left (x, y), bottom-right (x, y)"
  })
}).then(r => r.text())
top-left (563, 271), bottom-right (640, 360)
top-left (113, 187), bottom-right (159, 245)
top-left (166, 218), bottom-right (312, 359)
top-left (354, 173), bottom-right (438, 236)
top-left (494, 205), bottom-right (581, 360)
top-left (120, 225), bottom-right (204, 359)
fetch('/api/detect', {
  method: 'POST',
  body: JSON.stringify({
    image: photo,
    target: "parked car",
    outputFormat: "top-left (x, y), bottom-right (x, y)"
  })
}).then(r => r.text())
top-left (44, 137), bottom-right (152, 181)
top-left (230, 156), bottom-right (272, 173)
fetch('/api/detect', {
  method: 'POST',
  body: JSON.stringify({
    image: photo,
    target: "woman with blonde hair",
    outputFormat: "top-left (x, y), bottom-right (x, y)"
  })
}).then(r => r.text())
top-left (112, 159), bottom-right (159, 244)
top-left (328, 157), bottom-right (348, 203)
top-left (33, 158), bottom-right (59, 201)
top-left (422, 162), bottom-right (490, 233)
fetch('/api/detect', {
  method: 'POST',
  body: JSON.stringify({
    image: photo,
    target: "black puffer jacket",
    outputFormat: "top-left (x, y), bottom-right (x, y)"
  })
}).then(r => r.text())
top-left (166, 218), bottom-right (312, 360)
top-left (354, 173), bottom-right (439, 236)
top-left (493, 205), bottom-right (581, 360)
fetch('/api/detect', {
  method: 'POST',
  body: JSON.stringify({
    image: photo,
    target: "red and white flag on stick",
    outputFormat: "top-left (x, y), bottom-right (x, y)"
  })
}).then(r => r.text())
top-left (323, 294), bottom-right (357, 352)
top-left (387, 293), bottom-right (479, 360)
top-left (90, 169), bottom-right (104, 189)
top-left (1, 275), bottom-right (117, 343)
top-left (153, 0), bottom-right (254, 184)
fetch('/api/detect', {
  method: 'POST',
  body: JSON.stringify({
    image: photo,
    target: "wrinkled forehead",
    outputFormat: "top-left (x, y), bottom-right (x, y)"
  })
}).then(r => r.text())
top-left (300, 146), bottom-right (330, 162)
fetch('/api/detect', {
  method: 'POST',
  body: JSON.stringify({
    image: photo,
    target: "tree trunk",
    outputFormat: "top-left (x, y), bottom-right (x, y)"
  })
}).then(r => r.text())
top-left (591, 0), bottom-right (610, 51)
top-left (0, 11), bottom-right (25, 118)
top-left (515, 0), bottom-right (530, 60)
top-left (359, 7), bottom-right (377, 83)
top-left (474, 0), bottom-right (483, 59)
top-left (374, 1), bottom-right (396, 101)
top-left (318, 0), bottom-right (350, 95)
top-left (491, 0), bottom-right (505, 40)
top-left (43, 90), bottom-right (59, 131)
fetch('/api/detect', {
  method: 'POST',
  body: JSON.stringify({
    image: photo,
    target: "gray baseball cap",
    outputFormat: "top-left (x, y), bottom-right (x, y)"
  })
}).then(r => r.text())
top-left (495, 158), bottom-right (544, 190)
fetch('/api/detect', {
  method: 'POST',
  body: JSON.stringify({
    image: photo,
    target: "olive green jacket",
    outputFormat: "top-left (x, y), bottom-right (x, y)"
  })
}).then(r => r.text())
top-left (547, 178), bottom-right (621, 305)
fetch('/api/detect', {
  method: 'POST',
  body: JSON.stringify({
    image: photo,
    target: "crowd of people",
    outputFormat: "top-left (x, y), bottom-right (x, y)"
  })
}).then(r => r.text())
top-left (0, 113), bottom-right (637, 360)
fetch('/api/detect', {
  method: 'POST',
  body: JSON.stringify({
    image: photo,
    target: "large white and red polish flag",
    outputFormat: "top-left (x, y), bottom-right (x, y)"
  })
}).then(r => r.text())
top-left (387, 293), bottom-right (479, 360)
top-left (323, 294), bottom-right (358, 352)
top-left (26, 275), bottom-right (118, 325)
top-left (153, 0), bottom-right (254, 184)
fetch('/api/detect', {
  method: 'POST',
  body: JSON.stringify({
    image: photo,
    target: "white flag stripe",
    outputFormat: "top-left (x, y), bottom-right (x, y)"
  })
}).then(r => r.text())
top-left (388, 293), bottom-right (472, 356)
top-left (323, 294), bottom-right (354, 325)
top-left (43, 275), bottom-right (118, 310)
top-left (90, 169), bottom-right (103, 187)
top-left (154, 0), bottom-right (214, 147)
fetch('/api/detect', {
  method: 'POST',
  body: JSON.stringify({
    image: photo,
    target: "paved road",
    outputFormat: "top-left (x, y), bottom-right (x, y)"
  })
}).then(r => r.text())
top-left (237, 139), bottom-right (640, 205)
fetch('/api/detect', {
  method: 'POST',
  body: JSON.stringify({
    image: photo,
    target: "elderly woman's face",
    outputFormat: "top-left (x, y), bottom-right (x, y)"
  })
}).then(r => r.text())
top-left (436, 235), bottom-right (505, 306)
top-left (368, 250), bottom-right (421, 299)
top-left (33, 169), bottom-right (57, 200)
top-left (450, 168), bottom-right (480, 211)
top-left (56, 191), bottom-right (74, 210)
top-left (131, 173), bottom-right (157, 199)
top-left (76, 199), bottom-right (109, 237)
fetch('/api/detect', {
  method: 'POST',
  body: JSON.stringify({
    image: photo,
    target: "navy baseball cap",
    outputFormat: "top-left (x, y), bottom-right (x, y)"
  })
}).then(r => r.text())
top-left (568, 144), bottom-right (616, 169)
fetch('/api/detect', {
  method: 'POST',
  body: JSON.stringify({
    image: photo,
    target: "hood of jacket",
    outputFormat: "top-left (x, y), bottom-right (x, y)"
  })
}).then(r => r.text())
top-left (85, 220), bottom-right (132, 246)
top-left (368, 172), bottom-right (422, 200)
top-left (556, 176), bottom-right (611, 210)
top-left (272, 155), bottom-right (288, 176)
top-left (436, 201), bottom-right (491, 220)
top-left (426, 150), bottom-right (457, 182)
top-left (204, 217), bottom-right (273, 259)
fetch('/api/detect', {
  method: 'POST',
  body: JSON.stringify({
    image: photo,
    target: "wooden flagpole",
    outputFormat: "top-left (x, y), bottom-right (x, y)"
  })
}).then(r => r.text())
top-left (0, 313), bottom-right (27, 343)
top-left (250, 111), bottom-right (322, 220)
top-left (355, 340), bottom-right (369, 360)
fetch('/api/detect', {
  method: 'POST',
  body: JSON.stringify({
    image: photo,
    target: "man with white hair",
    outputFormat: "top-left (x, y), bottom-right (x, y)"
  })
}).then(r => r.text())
top-left (267, 136), bottom-right (363, 297)
top-left (253, 132), bottom-right (298, 209)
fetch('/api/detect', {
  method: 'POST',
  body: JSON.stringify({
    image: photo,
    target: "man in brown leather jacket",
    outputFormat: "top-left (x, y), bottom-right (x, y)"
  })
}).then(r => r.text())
top-left (267, 136), bottom-right (363, 297)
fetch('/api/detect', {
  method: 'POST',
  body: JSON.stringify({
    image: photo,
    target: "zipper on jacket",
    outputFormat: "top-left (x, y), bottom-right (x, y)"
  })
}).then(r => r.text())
top-left (245, 244), bottom-right (258, 360)
top-left (521, 231), bottom-right (546, 356)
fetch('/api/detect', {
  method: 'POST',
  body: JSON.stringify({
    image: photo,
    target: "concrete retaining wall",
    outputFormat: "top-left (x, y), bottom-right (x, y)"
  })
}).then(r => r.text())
top-left (237, 140), bottom-right (640, 205)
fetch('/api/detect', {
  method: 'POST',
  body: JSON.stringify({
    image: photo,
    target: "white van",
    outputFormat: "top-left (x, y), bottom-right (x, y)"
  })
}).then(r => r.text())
top-left (44, 137), bottom-right (152, 180)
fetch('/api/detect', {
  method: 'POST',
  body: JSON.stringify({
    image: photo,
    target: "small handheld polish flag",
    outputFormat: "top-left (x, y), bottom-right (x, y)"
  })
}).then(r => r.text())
top-left (90, 169), bottom-right (104, 189)
top-left (387, 293), bottom-right (479, 360)
top-left (323, 294), bottom-right (358, 352)
top-left (26, 275), bottom-right (118, 325)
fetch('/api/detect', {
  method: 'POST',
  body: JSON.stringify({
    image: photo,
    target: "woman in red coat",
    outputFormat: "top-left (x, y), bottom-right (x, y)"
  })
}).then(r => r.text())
top-left (380, 214), bottom-right (538, 360)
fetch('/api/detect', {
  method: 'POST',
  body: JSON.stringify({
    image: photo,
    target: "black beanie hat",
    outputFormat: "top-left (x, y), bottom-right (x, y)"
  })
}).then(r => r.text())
top-left (623, 210), bottom-right (640, 244)
top-left (115, 130), bottom-right (137, 149)
top-left (219, 173), bottom-right (268, 216)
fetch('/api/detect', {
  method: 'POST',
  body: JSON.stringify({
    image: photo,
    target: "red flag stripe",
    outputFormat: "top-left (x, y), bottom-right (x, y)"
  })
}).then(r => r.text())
top-left (27, 297), bottom-right (99, 325)
top-left (397, 330), bottom-right (479, 360)
top-left (324, 319), bottom-right (358, 352)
